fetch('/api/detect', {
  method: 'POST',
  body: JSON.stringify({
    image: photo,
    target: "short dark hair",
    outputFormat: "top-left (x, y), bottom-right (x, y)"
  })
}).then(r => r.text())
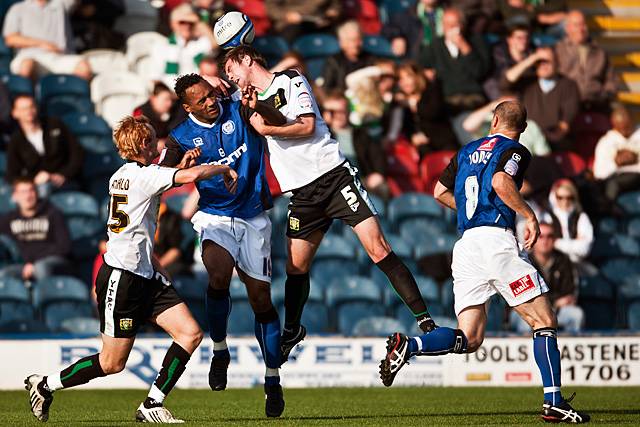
top-left (11, 93), bottom-right (35, 108)
top-left (12, 176), bottom-right (35, 189)
top-left (223, 45), bottom-right (267, 70)
top-left (507, 23), bottom-right (531, 37)
top-left (494, 100), bottom-right (527, 133)
top-left (152, 81), bottom-right (171, 96)
top-left (174, 73), bottom-right (205, 103)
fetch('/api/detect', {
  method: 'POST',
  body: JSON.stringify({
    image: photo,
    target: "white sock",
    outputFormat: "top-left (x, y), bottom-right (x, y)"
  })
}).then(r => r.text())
top-left (213, 340), bottom-right (228, 351)
top-left (413, 337), bottom-right (422, 353)
top-left (265, 367), bottom-right (279, 377)
top-left (147, 384), bottom-right (166, 404)
top-left (45, 374), bottom-right (63, 392)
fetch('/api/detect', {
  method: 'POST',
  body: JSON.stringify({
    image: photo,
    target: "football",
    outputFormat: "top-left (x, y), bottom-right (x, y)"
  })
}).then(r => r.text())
top-left (214, 11), bottom-right (255, 50)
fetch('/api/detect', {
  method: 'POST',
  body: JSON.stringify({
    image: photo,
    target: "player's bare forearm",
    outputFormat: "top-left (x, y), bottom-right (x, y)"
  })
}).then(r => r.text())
top-left (434, 181), bottom-right (457, 210)
top-left (174, 164), bottom-right (231, 184)
top-left (158, 248), bottom-right (181, 268)
top-left (492, 172), bottom-right (535, 220)
top-left (258, 114), bottom-right (315, 138)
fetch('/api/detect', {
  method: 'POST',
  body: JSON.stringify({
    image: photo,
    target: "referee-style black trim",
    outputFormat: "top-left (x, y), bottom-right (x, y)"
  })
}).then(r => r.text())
top-left (171, 169), bottom-right (179, 188)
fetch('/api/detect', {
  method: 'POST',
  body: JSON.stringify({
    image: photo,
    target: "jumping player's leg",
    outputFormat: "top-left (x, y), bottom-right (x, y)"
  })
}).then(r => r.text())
top-left (201, 239), bottom-right (235, 390)
top-left (353, 216), bottom-right (436, 333)
top-left (238, 269), bottom-right (285, 417)
top-left (25, 335), bottom-right (132, 422)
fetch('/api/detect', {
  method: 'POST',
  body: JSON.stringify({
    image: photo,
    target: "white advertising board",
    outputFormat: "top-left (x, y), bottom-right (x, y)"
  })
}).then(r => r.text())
top-left (0, 336), bottom-right (638, 390)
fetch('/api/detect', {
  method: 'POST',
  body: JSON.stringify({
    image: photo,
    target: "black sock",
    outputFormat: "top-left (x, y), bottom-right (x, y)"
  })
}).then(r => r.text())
top-left (59, 354), bottom-right (106, 388)
top-left (376, 252), bottom-right (434, 332)
top-left (151, 342), bottom-right (191, 399)
top-left (284, 272), bottom-right (310, 331)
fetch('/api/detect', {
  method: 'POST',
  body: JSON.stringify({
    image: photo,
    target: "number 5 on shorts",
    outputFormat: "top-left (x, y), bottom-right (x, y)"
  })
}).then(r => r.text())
top-left (341, 186), bottom-right (357, 205)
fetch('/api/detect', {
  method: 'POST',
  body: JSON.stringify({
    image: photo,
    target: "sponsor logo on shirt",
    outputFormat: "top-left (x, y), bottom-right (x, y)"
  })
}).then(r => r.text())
top-left (509, 274), bottom-right (536, 297)
top-left (504, 153), bottom-right (522, 176)
top-left (298, 92), bottom-right (313, 110)
top-left (206, 142), bottom-right (247, 166)
top-left (222, 120), bottom-right (235, 135)
top-left (478, 137), bottom-right (498, 151)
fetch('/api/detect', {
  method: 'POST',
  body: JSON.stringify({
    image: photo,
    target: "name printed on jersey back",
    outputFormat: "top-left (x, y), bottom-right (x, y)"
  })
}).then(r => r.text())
top-left (469, 150), bottom-right (493, 165)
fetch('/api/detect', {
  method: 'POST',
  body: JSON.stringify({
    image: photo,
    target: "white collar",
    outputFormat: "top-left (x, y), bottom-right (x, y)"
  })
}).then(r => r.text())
top-left (188, 103), bottom-right (223, 128)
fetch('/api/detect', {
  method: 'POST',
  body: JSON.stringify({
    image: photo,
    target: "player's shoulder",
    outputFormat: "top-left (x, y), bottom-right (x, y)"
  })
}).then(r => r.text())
top-left (274, 69), bottom-right (302, 81)
top-left (170, 117), bottom-right (193, 138)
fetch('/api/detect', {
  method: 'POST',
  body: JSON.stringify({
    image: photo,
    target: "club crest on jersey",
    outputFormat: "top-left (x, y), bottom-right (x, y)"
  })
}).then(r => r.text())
top-left (509, 274), bottom-right (536, 297)
top-left (119, 318), bottom-right (133, 331)
top-left (222, 120), bottom-right (235, 135)
top-left (478, 137), bottom-right (498, 151)
top-left (193, 137), bottom-right (203, 147)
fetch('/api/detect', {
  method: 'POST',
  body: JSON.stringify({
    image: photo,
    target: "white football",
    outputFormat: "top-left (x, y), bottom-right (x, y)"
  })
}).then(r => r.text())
top-left (214, 11), bottom-right (255, 50)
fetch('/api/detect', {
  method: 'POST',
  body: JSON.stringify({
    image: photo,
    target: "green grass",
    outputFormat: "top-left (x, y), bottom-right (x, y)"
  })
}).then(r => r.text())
top-left (3, 387), bottom-right (639, 426)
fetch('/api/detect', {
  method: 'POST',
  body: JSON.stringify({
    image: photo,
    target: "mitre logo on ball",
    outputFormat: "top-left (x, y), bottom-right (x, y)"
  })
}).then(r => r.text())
top-left (214, 11), bottom-right (255, 49)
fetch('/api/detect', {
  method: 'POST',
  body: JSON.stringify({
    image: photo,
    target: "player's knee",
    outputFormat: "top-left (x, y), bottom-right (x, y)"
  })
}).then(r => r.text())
top-left (248, 290), bottom-right (273, 314)
top-left (286, 261), bottom-right (311, 275)
top-left (207, 271), bottom-right (231, 290)
top-left (367, 238), bottom-right (391, 264)
top-left (100, 358), bottom-right (126, 375)
top-left (464, 331), bottom-right (485, 353)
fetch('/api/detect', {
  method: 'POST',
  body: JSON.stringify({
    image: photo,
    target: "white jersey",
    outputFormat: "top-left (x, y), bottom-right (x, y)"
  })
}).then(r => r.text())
top-left (258, 70), bottom-right (345, 192)
top-left (104, 162), bottom-right (178, 279)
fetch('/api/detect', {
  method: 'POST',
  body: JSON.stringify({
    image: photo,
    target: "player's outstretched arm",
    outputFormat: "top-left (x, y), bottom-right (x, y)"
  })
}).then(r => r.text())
top-left (434, 181), bottom-right (457, 210)
top-left (241, 85), bottom-right (288, 126)
top-left (250, 114), bottom-right (315, 138)
top-left (175, 165), bottom-right (239, 193)
top-left (492, 171), bottom-right (539, 249)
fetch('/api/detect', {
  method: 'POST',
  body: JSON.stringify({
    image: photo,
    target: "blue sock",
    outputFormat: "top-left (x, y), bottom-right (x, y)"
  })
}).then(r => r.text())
top-left (254, 307), bottom-right (282, 385)
top-left (411, 328), bottom-right (467, 356)
top-left (206, 289), bottom-right (231, 352)
top-left (533, 328), bottom-right (563, 405)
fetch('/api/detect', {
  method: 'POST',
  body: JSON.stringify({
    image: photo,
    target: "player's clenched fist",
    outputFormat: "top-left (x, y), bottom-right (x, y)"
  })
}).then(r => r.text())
top-left (177, 148), bottom-right (202, 169)
top-left (241, 85), bottom-right (258, 109)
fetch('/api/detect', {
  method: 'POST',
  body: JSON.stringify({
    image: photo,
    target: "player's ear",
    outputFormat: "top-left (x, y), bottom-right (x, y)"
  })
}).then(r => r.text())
top-left (182, 102), bottom-right (192, 113)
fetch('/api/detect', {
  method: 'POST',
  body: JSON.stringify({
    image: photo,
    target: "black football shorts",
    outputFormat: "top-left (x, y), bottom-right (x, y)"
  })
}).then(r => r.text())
top-left (96, 262), bottom-right (183, 338)
top-left (286, 161), bottom-right (378, 240)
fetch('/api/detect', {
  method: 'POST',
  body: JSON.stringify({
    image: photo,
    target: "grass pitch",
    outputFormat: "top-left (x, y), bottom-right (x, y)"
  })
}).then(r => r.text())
top-left (1, 386), bottom-right (639, 426)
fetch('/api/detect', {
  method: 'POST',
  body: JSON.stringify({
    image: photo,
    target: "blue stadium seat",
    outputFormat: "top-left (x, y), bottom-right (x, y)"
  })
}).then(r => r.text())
top-left (38, 74), bottom-right (90, 103)
top-left (301, 301), bottom-right (330, 334)
top-left (61, 112), bottom-right (113, 153)
top-left (227, 300), bottom-right (255, 335)
top-left (368, 193), bottom-right (386, 217)
top-left (33, 276), bottom-right (89, 309)
top-left (315, 234), bottom-right (355, 260)
top-left (384, 274), bottom-right (439, 308)
top-left (628, 302), bottom-right (640, 330)
top-left (398, 217), bottom-right (449, 241)
top-left (0, 36), bottom-right (11, 73)
top-left (311, 260), bottom-right (360, 291)
top-left (619, 275), bottom-right (640, 302)
top-left (70, 235), bottom-right (101, 260)
top-left (83, 151), bottom-right (125, 178)
top-left (486, 295), bottom-right (506, 332)
top-left (363, 35), bottom-right (395, 58)
top-left (0, 277), bottom-right (28, 302)
top-left (229, 276), bottom-right (248, 300)
top-left (531, 33), bottom-right (560, 47)
top-left (326, 275), bottom-right (380, 306)
top-left (590, 234), bottom-right (640, 259)
top-left (581, 301), bottom-right (615, 330)
top-left (50, 191), bottom-right (99, 217)
top-left (0, 303), bottom-right (35, 328)
top-left (43, 302), bottom-right (94, 331)
top-left (617, 191), bottom-right (640, 215)
top-left (305, 57), bottom-right (327, 81)
top-left (0, 235), bottom-right (21, 267)
top-left (45, 97), bottom-right (94, 117)
top-left (0, 318), bottom-right (49, 333)
top-left (388, 192), bottom-right (443, 224)
top-left (414, 234), bottom-right (457, 259)
top-left (598, 217), bottom-right (621, 235)
top-left (292, 34), bottom-right (340, 58)
top-left (352, 316), bottom-right (405, 337)
top-left (253, 35), bottom-right (289, 67)
top-left (578, 275), bottom-right (615, 300)
top-left (336, 302), bottom-right (385, 335)
top-left (0, 152), bottom-right (5, 175)
top-left (60, 316), bottom-right (101, 334)
top-left (66, 217), bottom-right (103, 240)
top-left (627, 218), bottom-right (640, 238)
top-left (0, 73), bottom-right (33, 96)
top-left (600, 258), bottom-right (640, 283)
top-left (0, 180), bottom-right (15, 215)
top-left (441, 278), bottom-right (454, 310)
top-left (172, 274), bottom-right (206, 302)
top-left (379, 0), bottom-right (416, 23)
top-left (384, 233), bottom-right (413, 261)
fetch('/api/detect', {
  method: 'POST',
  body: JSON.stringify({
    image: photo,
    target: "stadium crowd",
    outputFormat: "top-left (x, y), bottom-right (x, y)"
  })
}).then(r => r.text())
top-left (1, 0), bottom-right (640, 336)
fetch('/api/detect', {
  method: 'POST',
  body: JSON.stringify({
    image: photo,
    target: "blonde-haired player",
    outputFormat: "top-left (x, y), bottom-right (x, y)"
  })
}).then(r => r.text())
top-left (25, 116), bottom-right (237, 424)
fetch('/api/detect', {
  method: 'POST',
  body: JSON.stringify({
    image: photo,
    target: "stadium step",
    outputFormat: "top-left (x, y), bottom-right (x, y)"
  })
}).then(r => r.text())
top-left (617, 91), bottom-right (640, 106)
top-left (612, 52), bottom-right (640, 68)
top-left (619, 72), bottom-right (640, 92)
top-left (588, 16), bottom-right (640, 32)
top-left (596, 36), bottom-right (640, 54)
top-left (568, 0), bottom-right (640, 17)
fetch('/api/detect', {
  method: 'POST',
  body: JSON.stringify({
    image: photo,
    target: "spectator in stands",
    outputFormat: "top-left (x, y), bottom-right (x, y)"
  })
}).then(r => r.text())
top-left (192, 0), bottom-right (228, 29)
top-left (593, 106), bottom-right (640, 201)
top-left (133, 82), bottom-right (186, 145)
top-left (0, 80), bottom-right (10, 147)
top-left (149, 3), bottom-right (215, 90)
top-left (548, 179), bottom-right (594, 265)
top-left (462, 96), bottom-right (551, 156)
top-left (555, 10), bottom-right (616, 111)
top-left (2, 0), bottom-right (92, 80)
top-left (382, 0), bottom-right (447, 60)
top-left (484, 24), bottom-right (536, 100)
top-left (70, 0), bottom-right (126, 52)
top-left (497, 0), bottom-right (566, 31)
top-left (419, 8), bottom-right (491, 114)
top-left (265, 0), bottom-right (342, 43)
top-left (270, 51), bottom-right (307, 76)
top-left (320, 20), bottom-right (375, 93)
top-left (6, 95), bottom-right (83, 195)
top-left (0, 178), bottom-right (71, 281)
top-left (155, 202), bottom-right (193, 277)
top-left (520, 47), bottom-right (580, 151)
top-left (512, 221), bottom-right (584, 333)
top-left (391, 61), bottom-right (458, 155)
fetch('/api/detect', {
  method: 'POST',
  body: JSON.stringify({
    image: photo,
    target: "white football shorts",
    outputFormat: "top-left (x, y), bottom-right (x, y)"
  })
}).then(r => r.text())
top-left (191, 211), bottom-right (272, 283)
top-left (451, 226), bottom-right (549, 315)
